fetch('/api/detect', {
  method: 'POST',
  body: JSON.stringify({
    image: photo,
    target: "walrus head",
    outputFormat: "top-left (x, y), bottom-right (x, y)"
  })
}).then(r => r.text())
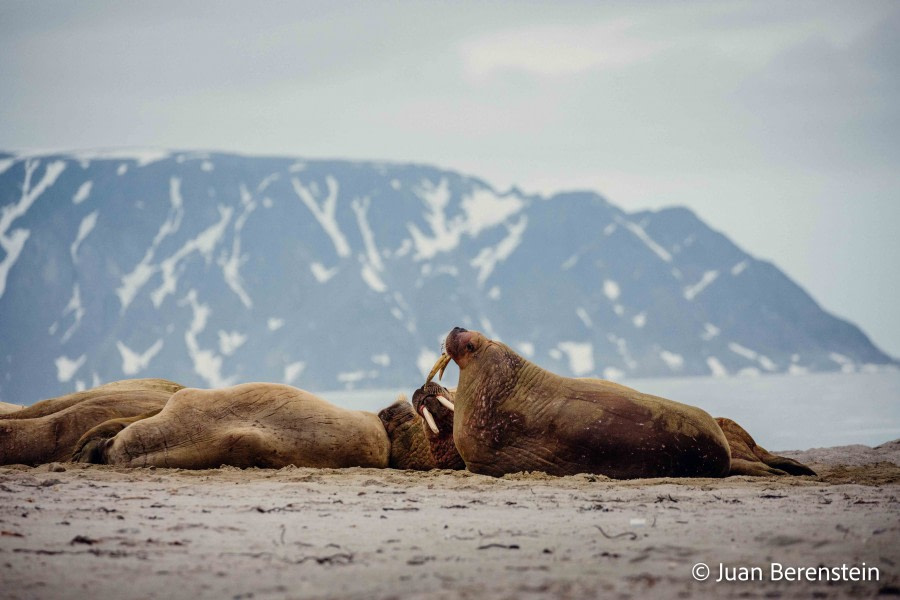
top-left (411, 382), bottom-right (464, 470)
top-left (377, 392), bottom-right (462, 471)
top-left (428, 327), bottom-right (525, 395)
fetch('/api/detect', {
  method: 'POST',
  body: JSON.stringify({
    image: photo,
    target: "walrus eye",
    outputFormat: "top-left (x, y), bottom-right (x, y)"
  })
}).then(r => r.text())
top-left (466, 342), bottom-right (475, 353)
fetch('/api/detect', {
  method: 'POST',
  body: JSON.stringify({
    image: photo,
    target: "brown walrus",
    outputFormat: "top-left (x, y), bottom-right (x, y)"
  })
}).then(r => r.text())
top-left (73, 382), bottom-right (454, 471)
top-left (0, 378), bottom-right (183, 466)
top-left (427, 327), bottom-right (815, 479)
top-left (410, 382), bottom-right (464, 470)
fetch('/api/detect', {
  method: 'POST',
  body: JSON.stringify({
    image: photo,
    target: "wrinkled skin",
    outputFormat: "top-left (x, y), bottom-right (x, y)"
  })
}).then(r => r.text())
top-left (717, 417), bottom-right (815, 476)
top-left (0, 379), bottom-right (183, 465)
top-left (410, 382), bottom-right (464, 470)
top-left (432, 328), bottom-right (813, 479)
top-left (73, 383), bottom-right (446, 471)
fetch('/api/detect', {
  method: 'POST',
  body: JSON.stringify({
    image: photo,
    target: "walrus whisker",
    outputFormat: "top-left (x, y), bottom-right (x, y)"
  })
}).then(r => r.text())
top-left (436, 395), bottom-right (454, 411)
top-left (421, 406), bottom-right (440, 434)
top-left (427, 354), bottom-right (451, 382)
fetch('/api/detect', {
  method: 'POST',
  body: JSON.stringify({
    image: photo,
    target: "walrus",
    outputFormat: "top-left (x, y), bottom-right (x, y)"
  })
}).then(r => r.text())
top-left (0, 401), bottom-right (25, 415)
top-left (427, 327), bottom-right (815, 479)
top-left (410, 382), bottom-right (465, 470)
top-left (0, 379), bottom-right (183, 466)
top-left (73, 382), bottom-right (456, 471)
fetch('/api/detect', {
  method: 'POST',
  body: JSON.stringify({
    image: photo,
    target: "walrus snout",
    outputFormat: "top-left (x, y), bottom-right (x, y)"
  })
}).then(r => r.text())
top-left (445, 327), bottom-right (473, 361)
top-left (412, 382), bottom-right (454, 435)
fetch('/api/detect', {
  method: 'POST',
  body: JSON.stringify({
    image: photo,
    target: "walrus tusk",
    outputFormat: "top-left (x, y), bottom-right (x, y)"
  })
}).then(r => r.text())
top-left (436, 395), bottom-right (454, 412)
top-left (427, 354), bottom-right (451, 382)
top-left (421, 406), bottom-right (440, 434)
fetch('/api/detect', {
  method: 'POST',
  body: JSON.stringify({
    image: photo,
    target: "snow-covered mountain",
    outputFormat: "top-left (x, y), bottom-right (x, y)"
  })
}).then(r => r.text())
top-left (0, 150), bottom-right (894, 404)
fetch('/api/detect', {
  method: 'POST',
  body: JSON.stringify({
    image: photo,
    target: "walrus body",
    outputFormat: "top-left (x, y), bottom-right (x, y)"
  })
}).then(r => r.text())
top-left (0, 379), bottom-right (183, 465)
top-left (77, 383), bottom-right (392, 469)
top-left (431, 328), bottom-right (729, 478)
top-left (74, 382), bottom-right (451, 471)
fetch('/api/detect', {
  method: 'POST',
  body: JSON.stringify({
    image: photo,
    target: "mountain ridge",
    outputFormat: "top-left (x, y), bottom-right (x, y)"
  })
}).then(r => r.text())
top-left (0, 149), bottom-right (894, 405)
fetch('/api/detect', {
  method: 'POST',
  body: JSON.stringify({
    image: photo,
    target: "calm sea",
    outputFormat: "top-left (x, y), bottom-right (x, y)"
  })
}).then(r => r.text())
top-left (324, 370), bottom-right (900, 451)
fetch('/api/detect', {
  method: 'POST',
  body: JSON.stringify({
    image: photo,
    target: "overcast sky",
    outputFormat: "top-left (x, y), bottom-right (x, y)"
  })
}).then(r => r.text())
top-left (2, 0), bottom-right (898, 357)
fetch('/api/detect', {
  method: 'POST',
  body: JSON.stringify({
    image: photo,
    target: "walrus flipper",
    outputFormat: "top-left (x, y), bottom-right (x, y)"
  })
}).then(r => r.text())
top-left (716, 417), bottom-right (816, 477)
top-left (71, 409), bottom-right (162, 464)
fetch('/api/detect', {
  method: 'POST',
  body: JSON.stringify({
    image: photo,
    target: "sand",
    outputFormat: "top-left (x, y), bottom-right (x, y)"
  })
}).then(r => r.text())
top-left (1, 442), bottom-right (898, 600)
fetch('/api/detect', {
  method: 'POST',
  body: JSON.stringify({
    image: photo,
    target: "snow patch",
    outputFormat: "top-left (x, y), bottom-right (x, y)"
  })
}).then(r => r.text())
top-left (218, 330), bottom-right (247, 356)
top-left (371, 354), bottom-right (391, 367)
top-left (292, 176), bottom-right (351, 258)
top-left (117, 163), bottom-right (128, 176)
top-left (603, 367), bottom-right (625, 380)
top-left (738, 367), bottom-right (761, 377)
top-left (460, 187), bottom-right (524, 237)
top-left (479, 317), bottom-right (500, 341)
top-left (0, 158), bottom-right (14, 175)
top-left (267, 318), bottom-right (285, 331)
top-left (60, 284), bottom-right (85, 343)
top-left (284, 361), bottom-right (306, 385)
top-left (338, 370), bottom-right (378, 387)
top-left (0, 160), bottom-right (66, 300)
top-left (55, 354), bottom-right (86, 382)
top-left (116, 339), bottom-right (164, 375)
top-left (607, 334), bottom-right (637, 370)
top-left (517, 342), bottom-right (535, 358)
top-left (603, 223), bottom-right (616, 236)
top-left (576, 307), bottom-right (593, 328)
top-left (557, 342), bottom-right (594, 376)
top-left (613, 304), bottom-right (624, 316)
top-left (616, 216), bottom-right (672, 262)
top-left (660, 350), bottom-right (684, 372)
top-left (830, 352), bottom-right (856, 373)
top-left (390, 179), bottom-right (401, 190)
top-left (706, 356), bottom-right (728, 377)
top-left (72, 181), bottom-right (92, 204)
top-left (68, 148), bottom-right (170, 167)
top-left (200, 161), bottom-right (214, 172)
top-left (470, 216), bottom-right (527, 285)
top-left (632, 312), bottom-right (646, 328)
top-left (417, 348), bottom-right (439, 377)
top-left (603, 279), bottom-right (620, 301)
top-left (310, 262), bottom-right (338, 283)
top-left (683, 270), bottom-right (719, 300)
top-left (728, 342), bottom-right (758, 361)
top-left (758, 355), bottom-right (777, 372)
top-left (488, 286), bottom-right (501, 300)
top-left (731, 260), bottom-right (748, 276)
top-left (179, 289), bottom-right (236, 388)
top-left (151, 205), bottom-right (232, 308)
top-left (117, 177), bottom-right (185, 311)
top-left (218, 184), bottom-right (256, 309)
top-left (561, 254), bottom-right (579, 270)
top-left (352, 196), bottom-right (388, 293)
top-left (788, 364), bottom-right (809, 375)
top-left (701, 323), bottom-right (720, 340)
top-left (69, 211), bottom-right (99, 264)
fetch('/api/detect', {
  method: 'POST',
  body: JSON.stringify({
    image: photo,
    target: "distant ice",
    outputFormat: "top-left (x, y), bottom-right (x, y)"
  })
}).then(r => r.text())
top-left (69, 211), bottom-right (99, 264)
top-left (557, 341), bottom-right (594, 376)
top-left (292, 176), bottom-right (351, 258)
top-left (55, 354), bottom-right (86, 382)
top-left (470, 216), bottom-right (527, 286)
top-left (116, 339), bottom-right (164, 376)
top-left (72, 181), bottom-right (92, 205)
top-left (218, 330), bottom-right (247, 356)
top-left (0, 160), bottom-right (66, 300)
top-left (267, 318), bottom-right (285, 331)
top-left (284, 361), bottom-right (306, 385)
top-left (683, 270), bottom-right (719, 300)
top-left (603, 279), bottom-right (620, 301)
top-left (706, 356), bottom-right (728, 377)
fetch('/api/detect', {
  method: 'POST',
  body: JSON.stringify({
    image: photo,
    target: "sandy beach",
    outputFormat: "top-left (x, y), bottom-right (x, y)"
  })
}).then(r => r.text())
top-left (1, 442), bottom-right (898, 600)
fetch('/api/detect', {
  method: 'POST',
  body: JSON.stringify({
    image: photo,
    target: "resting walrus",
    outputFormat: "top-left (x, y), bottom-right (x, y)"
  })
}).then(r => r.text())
top-left (73, 382), bottom-right (455, 471)
top-left (427, 327), bottom-right (815, 479)
top-left (0, 379), bottom-right (183, 465)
